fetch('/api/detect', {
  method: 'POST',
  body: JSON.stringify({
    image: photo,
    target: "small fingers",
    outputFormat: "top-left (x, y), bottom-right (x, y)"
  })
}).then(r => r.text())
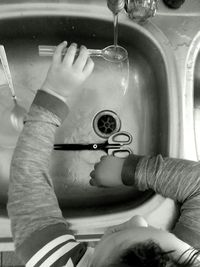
top-left (89, 178), bottom-right (107, 188)
top-left (63, 43), bottom-right (77, 66)
top-left (53, 41), bottom-right (67, 65)
top-left (90, 170), bottom-right (95, 179)
top-left (93, 162), bottom-right (99, 170)
top-left (83, 58), bottom-right (95, 78)
top-left (74, 45), bottom-right (89, 71)
top-left (89, 170), bottom-right (99, 187)
top-left (100, 155), bottom-right (108, 161)
top-left (104, 225), bottom-right (121, 236)
top-left (89, 178), bottom-right (98, 186)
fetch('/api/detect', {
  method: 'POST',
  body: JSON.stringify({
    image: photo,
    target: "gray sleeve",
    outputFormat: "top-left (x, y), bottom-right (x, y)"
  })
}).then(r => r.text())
top-left (7, 96), bottom-right (69, 249)
top-left (134, 154), bottom-right (200, 248)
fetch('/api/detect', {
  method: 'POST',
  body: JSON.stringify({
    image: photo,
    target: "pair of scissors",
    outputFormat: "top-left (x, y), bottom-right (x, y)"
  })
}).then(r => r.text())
top-left (54, 131), bottom-right (133, 158)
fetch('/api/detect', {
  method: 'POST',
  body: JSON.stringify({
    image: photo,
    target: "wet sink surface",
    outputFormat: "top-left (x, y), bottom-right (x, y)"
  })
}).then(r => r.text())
top-left (0, 16), bottom-right (169, 217)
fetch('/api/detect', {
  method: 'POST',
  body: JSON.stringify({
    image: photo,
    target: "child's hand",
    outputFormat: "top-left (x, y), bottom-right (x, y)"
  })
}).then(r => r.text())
top-left (90, 155), bottom-right (125, 187)
top-left (41, 41), bottom-right (94, 105)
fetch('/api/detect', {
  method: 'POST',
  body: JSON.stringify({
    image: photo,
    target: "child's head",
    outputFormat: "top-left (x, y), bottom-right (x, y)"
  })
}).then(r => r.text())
top-left (107, 240), bottom-right (199, 267)
top-left (91, 216), bottom-right (200, 267)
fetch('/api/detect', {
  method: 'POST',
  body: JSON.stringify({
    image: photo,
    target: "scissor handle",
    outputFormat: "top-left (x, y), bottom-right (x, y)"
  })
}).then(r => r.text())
top-left (109, 131), bottom-right (132, 145)
top-left (108, 147), bottom-right (133, 158)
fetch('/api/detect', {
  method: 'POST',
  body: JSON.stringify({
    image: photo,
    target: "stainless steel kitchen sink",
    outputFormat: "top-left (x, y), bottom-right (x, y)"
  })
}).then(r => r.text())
top-left (0, 3), bottom-right (180, 237)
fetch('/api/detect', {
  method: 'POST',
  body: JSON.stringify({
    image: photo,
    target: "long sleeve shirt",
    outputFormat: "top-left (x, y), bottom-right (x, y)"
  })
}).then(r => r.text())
top-left (7, 90), bottom-right (200, 266)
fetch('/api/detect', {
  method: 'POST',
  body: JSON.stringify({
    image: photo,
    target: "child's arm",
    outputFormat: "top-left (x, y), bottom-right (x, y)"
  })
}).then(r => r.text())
top-left (90, 154), bottom-right (200, 249)
top-left (7, 41), bottom-right (94, 266)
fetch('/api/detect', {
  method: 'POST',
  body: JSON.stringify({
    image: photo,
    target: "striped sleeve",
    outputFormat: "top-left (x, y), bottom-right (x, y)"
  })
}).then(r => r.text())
top-left (17, 224), bottom-right (87, 267)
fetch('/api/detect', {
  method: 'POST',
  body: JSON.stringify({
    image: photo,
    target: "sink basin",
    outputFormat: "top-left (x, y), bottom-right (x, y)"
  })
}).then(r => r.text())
top-left (0, 4), bottom-right (180, 237)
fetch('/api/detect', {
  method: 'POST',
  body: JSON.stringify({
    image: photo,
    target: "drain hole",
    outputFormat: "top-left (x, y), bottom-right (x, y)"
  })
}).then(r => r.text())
top-left (93, 110), bottom-right (121, 138)
top-left (97, 115), bottom-right (117, 134)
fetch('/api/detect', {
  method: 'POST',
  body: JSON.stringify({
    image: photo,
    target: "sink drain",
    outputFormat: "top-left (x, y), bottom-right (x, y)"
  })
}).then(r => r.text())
top-left (93, 110), bottom-right (121, 138)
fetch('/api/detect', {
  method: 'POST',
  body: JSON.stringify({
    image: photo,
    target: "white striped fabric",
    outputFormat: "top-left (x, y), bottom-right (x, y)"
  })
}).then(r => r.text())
top-left (26, 234), bottom-right (75, 267)
top-left (64, 258), bottom-right (74, 267)
top-left (77, 247), bottom-right (94, 267)
top-left (39, 242), bottom-right (79, 267)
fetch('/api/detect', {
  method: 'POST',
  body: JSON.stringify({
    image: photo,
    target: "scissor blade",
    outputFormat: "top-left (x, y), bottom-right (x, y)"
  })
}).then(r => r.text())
top-left (54, 144), bottom-right (97, 151)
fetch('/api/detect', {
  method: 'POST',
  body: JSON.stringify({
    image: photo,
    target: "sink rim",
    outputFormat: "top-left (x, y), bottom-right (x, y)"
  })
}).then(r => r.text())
top-left (184, 32), bottom-right (200, 160)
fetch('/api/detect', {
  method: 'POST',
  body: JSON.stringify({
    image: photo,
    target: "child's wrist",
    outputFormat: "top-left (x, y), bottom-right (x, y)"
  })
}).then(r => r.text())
top-left (121, 154), bottom-right (142, 186)
top-left (41, 87), bottom-right (67, 103)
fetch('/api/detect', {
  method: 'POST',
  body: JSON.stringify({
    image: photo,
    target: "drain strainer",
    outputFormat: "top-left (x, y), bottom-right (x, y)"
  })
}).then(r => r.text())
top-left (93, 110), bottom-right (121, 138)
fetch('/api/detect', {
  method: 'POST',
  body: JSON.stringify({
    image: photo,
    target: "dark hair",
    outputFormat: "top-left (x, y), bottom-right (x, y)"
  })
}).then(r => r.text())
top-left (108, 240), bottom-right (200, 267)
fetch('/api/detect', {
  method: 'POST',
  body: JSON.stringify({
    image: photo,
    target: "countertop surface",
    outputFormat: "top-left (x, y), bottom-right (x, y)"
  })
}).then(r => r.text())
top-left (0, 0), bottom-right (199, 251)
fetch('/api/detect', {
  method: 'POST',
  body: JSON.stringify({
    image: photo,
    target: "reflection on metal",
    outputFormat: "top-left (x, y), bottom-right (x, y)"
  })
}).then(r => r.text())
top-left (107, 0), bottom-right (125, 14)
top-left (124, 0), bottom-right (158, 23)
top-left (107, 0), bottom-right (158, 22)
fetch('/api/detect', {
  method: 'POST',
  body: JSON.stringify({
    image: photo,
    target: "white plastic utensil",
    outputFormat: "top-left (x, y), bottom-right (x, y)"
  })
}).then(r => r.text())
top-left (0, 45), bottom-right (26, 131)
top-left (38, 45), bottom-right (128, 63)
